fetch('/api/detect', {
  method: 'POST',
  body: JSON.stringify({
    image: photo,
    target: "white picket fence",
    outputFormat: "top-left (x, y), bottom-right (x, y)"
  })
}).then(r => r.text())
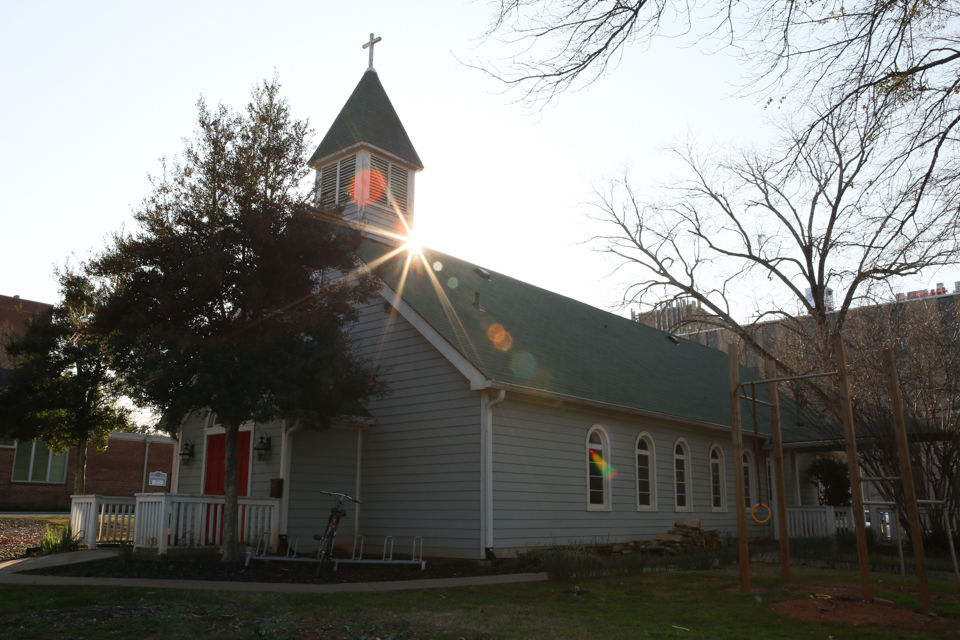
top-left (70, 494), bottom-right (279, 554)
top-left (70, 495), bottom-right (137, 549)
top-left (784, 506), bottom-right (854, 538)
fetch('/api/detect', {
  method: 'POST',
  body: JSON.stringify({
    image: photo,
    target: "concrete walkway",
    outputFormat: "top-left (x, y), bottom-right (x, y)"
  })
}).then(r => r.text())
top-left (0, 549), bottom-right (549, 593)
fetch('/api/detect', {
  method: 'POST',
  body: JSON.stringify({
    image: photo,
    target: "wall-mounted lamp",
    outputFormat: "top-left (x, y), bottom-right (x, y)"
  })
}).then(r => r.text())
top-left (254, 434), bottom-right (272, 461)
top-left (179, 441), bottom-right (195, 462)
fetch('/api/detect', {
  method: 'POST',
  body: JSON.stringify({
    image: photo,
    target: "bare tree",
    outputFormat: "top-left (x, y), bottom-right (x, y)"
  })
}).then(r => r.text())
top-left (594, 95), bottom-right (959, 365)
top-left (479, 0), bottom-right (675, 104)
top-left (482, 0), bottom-right (960, 122)
top-left (845, 297), bottom-right (960, 545)
top-left (481, 1), bottom-right (960, 230)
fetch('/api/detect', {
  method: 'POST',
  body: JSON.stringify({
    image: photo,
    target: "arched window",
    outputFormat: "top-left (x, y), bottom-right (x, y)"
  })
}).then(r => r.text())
top-left (586, 426), bottom-right (612, 510)
top-left (742, 451), bottom-right (755, 508)
top-left (674, 439), bottom-right (691, 512)
top-left (710, 445), bottom-right (726, 512)
top-left (636, 433), bottom-right (656, 510)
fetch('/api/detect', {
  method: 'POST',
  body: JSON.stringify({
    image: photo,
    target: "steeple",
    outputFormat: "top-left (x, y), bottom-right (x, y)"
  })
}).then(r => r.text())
top-left (310, 36), bottom-right (423, 239)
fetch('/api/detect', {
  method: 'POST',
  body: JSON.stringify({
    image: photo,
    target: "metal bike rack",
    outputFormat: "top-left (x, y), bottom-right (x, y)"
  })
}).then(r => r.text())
top-left (331, 535), bottom-right (426, 570)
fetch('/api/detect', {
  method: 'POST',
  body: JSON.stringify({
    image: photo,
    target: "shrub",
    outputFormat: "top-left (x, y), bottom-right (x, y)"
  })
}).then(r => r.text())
top-left (39, 525), bottom-right (79, 555)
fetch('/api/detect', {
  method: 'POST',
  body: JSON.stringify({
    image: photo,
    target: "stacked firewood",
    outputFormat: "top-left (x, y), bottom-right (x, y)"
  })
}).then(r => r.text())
top-left (607, 520), bottom-right (725, 555)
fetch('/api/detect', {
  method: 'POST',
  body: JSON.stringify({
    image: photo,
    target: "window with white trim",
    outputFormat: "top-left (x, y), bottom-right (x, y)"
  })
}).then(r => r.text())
top-left (370, 154), bottom-right (409, 214)
top-left (742, 451), bottom-right (755, 507)
top-left (710, 445), bottom-right (726, 512)
top-left (586, 426), bottom-right (611, 510)
top-left (636, 433), bottom-right (656, 510)
top-left (318, 154), bottom-right (357, 209)
top-left (12, 441), bottom-right (68, 483)
top-left (674, 439), bottom-right (691, 511)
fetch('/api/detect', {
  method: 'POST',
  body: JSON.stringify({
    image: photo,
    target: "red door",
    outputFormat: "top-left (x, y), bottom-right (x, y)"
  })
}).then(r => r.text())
top-left (204, 431), bottom-right (251, 496)
top-left (203, 431), bottom-right (251, 545)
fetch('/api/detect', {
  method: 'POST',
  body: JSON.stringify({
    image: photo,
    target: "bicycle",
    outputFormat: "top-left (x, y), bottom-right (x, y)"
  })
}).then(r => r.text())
top-left (313, 490), bottom-right (361, 565)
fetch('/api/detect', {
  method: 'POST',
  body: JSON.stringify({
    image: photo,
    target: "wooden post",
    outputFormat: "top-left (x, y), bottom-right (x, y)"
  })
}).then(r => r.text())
top-left (833, 334), bottom-right (873, 600)
top-left (766, 358), bottom-right (791, 582)
top-left (882, 348), bottom-right (931, 614)
top-left (728, 343), bottom-right (750, 592)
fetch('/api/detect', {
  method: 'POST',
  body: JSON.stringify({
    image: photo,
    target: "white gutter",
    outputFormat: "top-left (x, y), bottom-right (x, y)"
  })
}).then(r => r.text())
top-left (279, 420), bottom-right (301, 536)
top-left (480, 389), bottom-right (506, 558)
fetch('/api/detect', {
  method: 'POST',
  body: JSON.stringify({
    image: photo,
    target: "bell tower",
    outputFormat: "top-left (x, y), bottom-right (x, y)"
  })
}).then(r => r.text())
top-left (309, 34), bottom-right (423, 240)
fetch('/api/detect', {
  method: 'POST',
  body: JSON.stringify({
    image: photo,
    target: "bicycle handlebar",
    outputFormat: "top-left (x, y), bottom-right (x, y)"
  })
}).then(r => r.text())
top-left (318, 490), bottom-right (362, 504)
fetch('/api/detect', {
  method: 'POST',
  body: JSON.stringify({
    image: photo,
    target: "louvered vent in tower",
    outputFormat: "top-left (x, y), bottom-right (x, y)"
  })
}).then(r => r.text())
top-left (337, 155), bottom-right (356, 205)
top-left (370, 155), bottom-right (389, 181)
top-left (389, 164), bottom-right (408, 214)
top-left (368, 154), bottom-right (410, 215)
top-left (319, 162), bottom-right (337, 209)
top-left (318, 154), bottom-right (358, 209)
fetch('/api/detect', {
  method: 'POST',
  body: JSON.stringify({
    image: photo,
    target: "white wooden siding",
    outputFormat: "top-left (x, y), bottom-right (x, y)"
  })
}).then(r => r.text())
top-left (491, 396), bottom-right (769, 553)
top-left (351, 299), bottom-right (481, 558)
top-left (286, 427), bottom-right (359, 552)
top-left (175, 411), bottom-right (207, 494)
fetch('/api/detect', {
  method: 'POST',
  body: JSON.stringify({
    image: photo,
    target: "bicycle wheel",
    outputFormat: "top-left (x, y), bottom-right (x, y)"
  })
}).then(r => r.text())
top-left (315, 530), bottom-right (334, 564)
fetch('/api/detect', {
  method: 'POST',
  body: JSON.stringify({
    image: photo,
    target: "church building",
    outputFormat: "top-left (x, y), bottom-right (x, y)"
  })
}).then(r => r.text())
top-left (171, 40), bottom-right (814, 559)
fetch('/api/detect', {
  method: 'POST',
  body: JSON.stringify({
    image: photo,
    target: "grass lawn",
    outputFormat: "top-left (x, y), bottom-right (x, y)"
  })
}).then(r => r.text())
top-left (1, 565), bottom-right (958, 639)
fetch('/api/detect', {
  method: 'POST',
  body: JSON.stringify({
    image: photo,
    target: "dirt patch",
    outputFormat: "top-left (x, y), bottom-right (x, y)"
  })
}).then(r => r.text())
top-left (0, 516), bottom-right (66, 562)
top-left (770, 596), bottom-right (949, 629)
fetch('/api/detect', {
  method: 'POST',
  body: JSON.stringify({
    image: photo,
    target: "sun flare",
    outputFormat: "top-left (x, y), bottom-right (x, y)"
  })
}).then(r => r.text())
top-left (402, 230), bottom-right (423, 254)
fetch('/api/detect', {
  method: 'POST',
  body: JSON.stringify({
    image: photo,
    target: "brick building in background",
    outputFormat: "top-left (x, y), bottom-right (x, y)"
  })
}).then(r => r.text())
top-left (0, 293), bottom-right (175, 510)
top-left (0, 432), bottom-right (175, 510)
top-left (0, 294), bottom-right (51, 370)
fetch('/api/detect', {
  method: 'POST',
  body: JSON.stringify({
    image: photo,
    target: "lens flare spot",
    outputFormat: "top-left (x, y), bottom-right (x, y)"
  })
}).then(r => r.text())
top-left (433, 261), bottom-right (443, 272)
top-left (447, 277), bottom-right (459, 289)
top-left (590, 449), bottom-right (619, 480)
top-left (509, 351), bottom-right (537, 379)
top-left (486, 323), bottom-right (513, 351)
top-left (350, 169), bottom-right (386, 206)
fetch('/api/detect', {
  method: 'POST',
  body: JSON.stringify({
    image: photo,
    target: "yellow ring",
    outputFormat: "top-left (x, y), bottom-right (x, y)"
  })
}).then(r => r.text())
top-left (751, 503), bottom-right (771, 524)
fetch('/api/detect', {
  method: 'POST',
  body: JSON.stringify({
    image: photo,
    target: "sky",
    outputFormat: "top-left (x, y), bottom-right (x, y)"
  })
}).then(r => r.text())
top-left (1, 1), bottom-right (953, 319)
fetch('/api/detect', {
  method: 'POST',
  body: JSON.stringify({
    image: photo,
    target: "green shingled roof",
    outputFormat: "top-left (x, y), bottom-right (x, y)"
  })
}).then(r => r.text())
top-left (361, 240), bottom-right (819, 443)
top-left (310, 71), bottom-right (423, 170)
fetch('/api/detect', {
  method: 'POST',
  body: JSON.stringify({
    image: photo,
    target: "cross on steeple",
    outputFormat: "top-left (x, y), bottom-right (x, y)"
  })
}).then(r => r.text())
top-left (363, 33), bottom-right (382, 71)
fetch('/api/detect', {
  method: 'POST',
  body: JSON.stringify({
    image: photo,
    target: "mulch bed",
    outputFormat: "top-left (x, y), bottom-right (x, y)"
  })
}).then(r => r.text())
top-left (1, 516), bottom-right (540, 583)
top-left (24, 549), bottom-right (542, 584)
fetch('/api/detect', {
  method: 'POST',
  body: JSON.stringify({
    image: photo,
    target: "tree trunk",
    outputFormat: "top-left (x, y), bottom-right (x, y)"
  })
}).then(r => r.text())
top-left (221, 422), bottom-right (241, 563)
top-left (74, 436), bottom-right (88, 495)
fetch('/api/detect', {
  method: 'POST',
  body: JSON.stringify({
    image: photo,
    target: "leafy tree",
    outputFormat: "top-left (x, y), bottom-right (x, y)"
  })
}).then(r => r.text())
top-left (806, 456), bottom-right (851, 507)
top-left (0, 270), bottom-right (130, 494)
top-left (90, 79), bottom-right (384, 562)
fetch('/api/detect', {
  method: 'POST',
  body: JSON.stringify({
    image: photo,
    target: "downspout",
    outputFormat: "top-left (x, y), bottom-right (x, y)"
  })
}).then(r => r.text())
top-left (141, 437), bottom-right (152, 492)
top-left (354, 429), bottom-right (363, 540)
top-left (480, 389), bottom-right (506, 558)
